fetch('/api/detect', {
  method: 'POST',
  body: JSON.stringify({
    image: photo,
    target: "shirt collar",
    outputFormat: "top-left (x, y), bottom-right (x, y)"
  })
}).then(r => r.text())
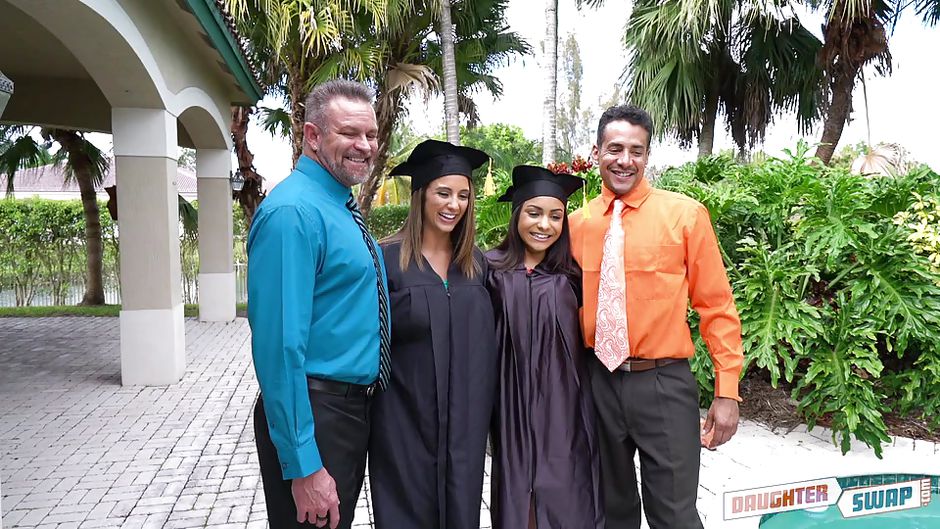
top-left (600, 176), bottom-right (652, 214)
top-left (295, 155), bottom-right (351, 202)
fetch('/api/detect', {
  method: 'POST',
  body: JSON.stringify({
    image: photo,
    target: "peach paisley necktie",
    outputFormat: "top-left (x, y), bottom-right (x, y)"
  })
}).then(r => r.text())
top-left (595, 198), bottom-right (630, 371)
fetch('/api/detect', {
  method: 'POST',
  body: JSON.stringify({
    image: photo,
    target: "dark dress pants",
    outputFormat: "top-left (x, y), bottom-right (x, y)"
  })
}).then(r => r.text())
top-left (589, 356), bottom-right (704, 529)
top-left (254, 386), bottom-right (371, 529)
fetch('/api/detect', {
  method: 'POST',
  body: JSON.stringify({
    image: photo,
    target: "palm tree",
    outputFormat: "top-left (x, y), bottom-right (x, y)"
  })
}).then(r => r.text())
top-left (356, 0), bottom-right (530, 217)
top-left (1, 127), bottom-right (110, 305)
top-left (623, 0), bottom-right (823, 158)
top-left (542, 0), bottom-right (558, 166)
top-left (46, 129), bottom-right (110, 305)
top-left (809, 0), bottom-right (939, 164)
top-left (231, 105), bottom-right (266, 225)
top-left (224, 0), bottom-right (388, 162)
top-left (440, 0), bottom-right (461, 144)
top-left (808, 0), bottom-right (892, 165)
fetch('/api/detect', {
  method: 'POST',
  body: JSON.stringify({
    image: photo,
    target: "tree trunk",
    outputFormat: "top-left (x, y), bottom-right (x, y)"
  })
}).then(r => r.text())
top-left (440, 0), bottom-right (460, 145)
top-left (289, 71), bottom-right (306, 166)
top-left (815, 67), bottom-right (858, 165)
top-left (358, 87), bottom-right (403, 219)
top-left (51, 129), bottom-right (105, 305)
top-left (815, 12), bottom-right (888, 166)
top-left (231, 106), bottom-right (266, 226)
top-left (541, 0), bottom-right (558, 166)
top-left (698, 83), bottom-right (719, 159)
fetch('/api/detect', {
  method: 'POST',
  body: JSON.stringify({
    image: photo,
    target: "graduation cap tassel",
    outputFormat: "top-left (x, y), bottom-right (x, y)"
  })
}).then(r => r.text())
top-left (483, 159), bottom-right (496, 197)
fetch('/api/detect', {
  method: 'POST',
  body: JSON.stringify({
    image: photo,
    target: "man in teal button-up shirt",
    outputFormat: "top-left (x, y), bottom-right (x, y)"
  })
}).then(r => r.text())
top-left (248, 79), bottom-right (386, 529)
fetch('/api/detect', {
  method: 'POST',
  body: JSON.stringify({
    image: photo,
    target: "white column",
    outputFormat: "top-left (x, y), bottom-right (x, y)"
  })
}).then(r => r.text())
top-left (112, 108), bottom-right (185, 386)
top-left (196, 148), bottom-right (235, 322)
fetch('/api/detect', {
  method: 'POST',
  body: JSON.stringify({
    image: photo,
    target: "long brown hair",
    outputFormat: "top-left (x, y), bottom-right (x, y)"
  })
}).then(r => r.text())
top-left (383, 179), bottom-right (480, 278)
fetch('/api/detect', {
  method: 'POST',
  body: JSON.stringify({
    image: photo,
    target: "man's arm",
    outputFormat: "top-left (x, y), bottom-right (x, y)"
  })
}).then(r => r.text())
top-left (247, 205), bottom-right (322, 479)
top-left (685, 203), bottom-right (744, 447)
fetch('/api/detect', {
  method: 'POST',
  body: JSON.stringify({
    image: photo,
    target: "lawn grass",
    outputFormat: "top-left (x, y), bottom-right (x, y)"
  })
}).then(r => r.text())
top-left (0, 303), bottom-right (248, 318)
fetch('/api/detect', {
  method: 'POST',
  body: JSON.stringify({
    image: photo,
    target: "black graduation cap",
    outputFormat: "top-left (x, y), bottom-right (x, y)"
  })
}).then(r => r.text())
top-left (497, 165), bottom-right (585, 210)
top-left (389, 139), bottom-right (490, 192)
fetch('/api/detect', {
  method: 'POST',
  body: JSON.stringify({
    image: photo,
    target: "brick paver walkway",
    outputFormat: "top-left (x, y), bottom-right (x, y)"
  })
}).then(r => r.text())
top-left (1, 317), bottom-right (937, 528)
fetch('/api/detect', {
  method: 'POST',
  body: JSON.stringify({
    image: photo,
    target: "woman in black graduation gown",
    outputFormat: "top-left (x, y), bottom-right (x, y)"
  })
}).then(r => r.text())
top-left (370, 139), bottom-right (498, 529)
top-left (486, 165), bottom-right (604, 529)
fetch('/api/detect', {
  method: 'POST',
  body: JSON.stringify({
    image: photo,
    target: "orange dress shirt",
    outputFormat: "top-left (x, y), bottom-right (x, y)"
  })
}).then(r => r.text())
top-left (569, 178), bottom-right (744, 400)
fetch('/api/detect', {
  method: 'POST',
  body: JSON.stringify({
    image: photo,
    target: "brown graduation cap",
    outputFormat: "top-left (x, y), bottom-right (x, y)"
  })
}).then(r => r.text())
top-left (389, 139), bottom-right (490, 192)
top-left (498, 165), bottom-right (585, 210)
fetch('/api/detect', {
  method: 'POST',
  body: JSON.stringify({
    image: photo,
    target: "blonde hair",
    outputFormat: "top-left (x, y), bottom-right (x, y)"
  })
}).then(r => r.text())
top-left (384, 181), bottom-right (480, 279)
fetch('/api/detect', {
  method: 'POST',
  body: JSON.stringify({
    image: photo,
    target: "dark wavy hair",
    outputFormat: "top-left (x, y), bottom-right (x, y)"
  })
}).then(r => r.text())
top-left (596, 104), bottom-right (654, 150)
top-left (490, 205), bottom-right (581, 281)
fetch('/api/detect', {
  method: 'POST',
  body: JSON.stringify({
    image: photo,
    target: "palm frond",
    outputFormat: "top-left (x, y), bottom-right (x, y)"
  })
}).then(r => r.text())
top-left (50, 132), bottom-right (110, 188)
top-left (0, 133), bottom-right (52, 196)
top-left (729, 12), bottom-right (825, 149)
top-left (178, 195), bottom-right (199, 240)
top-left (387, 62), bottom-right (440, 93)
top-left (912, 0), bottom-right (940, 25)
top-left (624, 0), bottom-right (826, 153)
top-left (257, 105), bottom-right (292, 139)
top-left (850, 143), bottom-right (909, 176)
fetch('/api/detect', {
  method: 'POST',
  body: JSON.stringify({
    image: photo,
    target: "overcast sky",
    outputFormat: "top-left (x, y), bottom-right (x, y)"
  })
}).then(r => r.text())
top-left (243, 2), bottom-right (940, 189)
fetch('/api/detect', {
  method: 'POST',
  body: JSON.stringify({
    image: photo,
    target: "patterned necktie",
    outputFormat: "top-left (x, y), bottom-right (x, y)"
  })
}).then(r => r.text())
top-left (346, 195), bottom-right (391, 390)
top-left (595, 198), bottom-right (630, 371)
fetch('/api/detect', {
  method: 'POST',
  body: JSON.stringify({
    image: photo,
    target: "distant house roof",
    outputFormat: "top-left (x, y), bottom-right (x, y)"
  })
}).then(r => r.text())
top-left (1, 162), bottom-right (198, 197)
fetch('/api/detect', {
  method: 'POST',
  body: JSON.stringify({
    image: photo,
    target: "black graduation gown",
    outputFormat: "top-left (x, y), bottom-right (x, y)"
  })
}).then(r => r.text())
top-left (485, 251), bottom-right (604, 529)
top-left (370, 241), bottom-right (498, 529)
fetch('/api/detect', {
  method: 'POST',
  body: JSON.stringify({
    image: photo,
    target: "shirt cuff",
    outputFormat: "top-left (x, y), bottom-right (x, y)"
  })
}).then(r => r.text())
top-left (714, 370), bottom-right (742, 402)
top-left (277, 440), bottom-right (323, 480)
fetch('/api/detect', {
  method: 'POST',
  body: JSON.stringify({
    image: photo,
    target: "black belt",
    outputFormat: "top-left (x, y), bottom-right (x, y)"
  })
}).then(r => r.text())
top-left (307, 377), bottom-right (377, 398)
top-left (615, 357), bottom-right (684, 372)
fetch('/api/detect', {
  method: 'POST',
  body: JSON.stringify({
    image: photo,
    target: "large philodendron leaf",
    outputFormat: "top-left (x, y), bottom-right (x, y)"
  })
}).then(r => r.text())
top-left (794, 292), bottom-right (890, 457)
top-left (735, 239), bottom-right (824, 386)
top-left (848, 227), bottom-right (940, 354)
top-left (796, 170), bottom-right (878, 267)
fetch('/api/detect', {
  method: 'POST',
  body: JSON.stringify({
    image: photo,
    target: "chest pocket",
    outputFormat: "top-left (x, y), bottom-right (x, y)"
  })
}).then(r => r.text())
top-left (625, 244), bottom-right (685, 300)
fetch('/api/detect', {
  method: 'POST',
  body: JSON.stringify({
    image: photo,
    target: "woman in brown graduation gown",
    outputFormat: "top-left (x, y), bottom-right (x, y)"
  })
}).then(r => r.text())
top-left (486, 165), bottom-right (604, 529)
top-left (369, 139), bottom-right (498, 529)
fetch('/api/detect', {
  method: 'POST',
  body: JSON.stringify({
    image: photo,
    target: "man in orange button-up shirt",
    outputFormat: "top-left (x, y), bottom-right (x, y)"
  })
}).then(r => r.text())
top-left (569, 105), bottom-right (743, 529)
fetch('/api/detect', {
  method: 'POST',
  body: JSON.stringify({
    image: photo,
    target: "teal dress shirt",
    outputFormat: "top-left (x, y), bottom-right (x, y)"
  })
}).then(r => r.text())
top-left (247, 155), bottom-right (388, 479)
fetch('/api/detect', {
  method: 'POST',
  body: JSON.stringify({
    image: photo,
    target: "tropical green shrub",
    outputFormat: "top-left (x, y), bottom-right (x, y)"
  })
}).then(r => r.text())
top-left (894, 193), bottom-right (940, 279)
top-left (658, 143), bottom-right (940, 457)
top-left (0, 199), bottom-right (118, 306)
top-left (475, 194), bottom-right (513, 250)
top-left (0, 198), bottom-right (244, 306)
top-left (367, 204), bottom-right (409, 241)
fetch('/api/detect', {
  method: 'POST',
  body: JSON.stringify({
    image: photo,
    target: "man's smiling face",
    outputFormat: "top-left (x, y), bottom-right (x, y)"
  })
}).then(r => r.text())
top-left (592, 119), bottom-right (650, 196)
top-left (305, 96), bottom-right (378, 187)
